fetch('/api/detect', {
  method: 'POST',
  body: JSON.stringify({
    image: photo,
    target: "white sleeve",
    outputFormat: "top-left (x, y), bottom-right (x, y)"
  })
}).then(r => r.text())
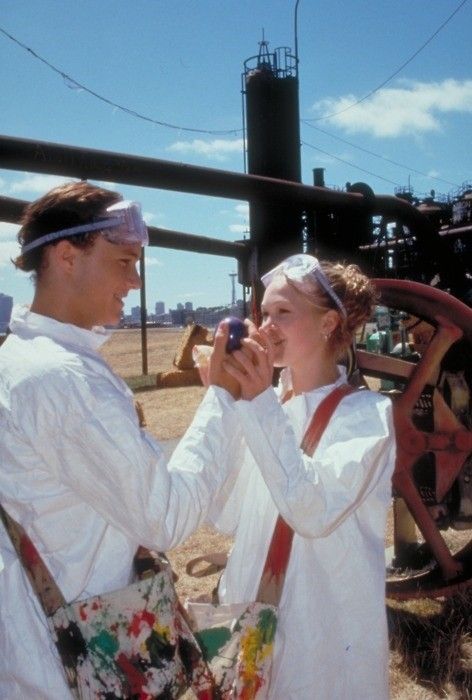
top-left (204, 444), bottom-right (251, 535)
top-left (24, 372), bottom-right (242, 551)
top-left (234, 387), bottom-right (395, 537)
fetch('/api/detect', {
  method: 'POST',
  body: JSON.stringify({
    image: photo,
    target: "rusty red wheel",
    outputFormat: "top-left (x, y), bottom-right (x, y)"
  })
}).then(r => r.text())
top-left (356, 280), bottom-right (472, 599)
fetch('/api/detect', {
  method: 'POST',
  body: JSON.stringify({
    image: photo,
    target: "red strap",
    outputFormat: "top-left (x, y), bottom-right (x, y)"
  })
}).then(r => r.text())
top-left (301, 384), bottom-right (355, 455)
top-left (251, 281), bottom-right (262, 327)
top-left (257, 384), bottom-right (355, 604)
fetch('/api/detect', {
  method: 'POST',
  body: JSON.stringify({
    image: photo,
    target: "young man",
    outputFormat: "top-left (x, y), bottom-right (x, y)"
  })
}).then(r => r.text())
top-left (0, 182), bottom-right (239, 698)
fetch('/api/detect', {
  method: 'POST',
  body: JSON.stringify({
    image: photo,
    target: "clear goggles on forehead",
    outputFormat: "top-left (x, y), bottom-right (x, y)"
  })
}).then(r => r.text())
top-left (21, 200), bottom-right (149, 255)
top-left (261, 253), bottom-right (347, 317)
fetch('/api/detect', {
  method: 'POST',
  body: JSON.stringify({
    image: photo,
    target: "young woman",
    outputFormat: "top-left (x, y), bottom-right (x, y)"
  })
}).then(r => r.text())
top-left (206, 254), bottom-right (396, 700)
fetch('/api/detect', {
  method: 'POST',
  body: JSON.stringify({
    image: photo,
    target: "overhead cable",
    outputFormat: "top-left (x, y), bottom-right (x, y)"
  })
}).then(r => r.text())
top-left (0, 25), bottom-right (242, 136)
top-left (0, 10), bottom-right (467, 190)
top-left (301, 140), bottom-right (402, 188)
top-left (302, 122), bottom-right (461, 189)
top-left (304, 0), bottom-right (469, 122)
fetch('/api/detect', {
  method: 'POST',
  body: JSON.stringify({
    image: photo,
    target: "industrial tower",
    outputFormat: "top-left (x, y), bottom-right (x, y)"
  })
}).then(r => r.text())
top-left (243, 39), bottom-right (303, 280)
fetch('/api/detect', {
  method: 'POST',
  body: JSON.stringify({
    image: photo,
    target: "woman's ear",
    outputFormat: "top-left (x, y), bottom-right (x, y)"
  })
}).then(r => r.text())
top-left (321, 309), bottom-right (340, 337)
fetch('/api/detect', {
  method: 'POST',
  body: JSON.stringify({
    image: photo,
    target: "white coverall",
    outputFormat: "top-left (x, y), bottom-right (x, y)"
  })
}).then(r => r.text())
top-left (208, 368), bottom-right (395, 700)
top-left (0, 305), bottom-right (240, 699)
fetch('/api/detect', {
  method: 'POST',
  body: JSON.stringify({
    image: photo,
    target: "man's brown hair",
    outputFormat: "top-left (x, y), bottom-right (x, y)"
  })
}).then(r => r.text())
top-left (14, 181), bottom-right (121, 275)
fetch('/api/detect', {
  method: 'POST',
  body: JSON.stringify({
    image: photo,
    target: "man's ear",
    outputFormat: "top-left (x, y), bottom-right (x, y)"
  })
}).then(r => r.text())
top-left (49, 240), bottom-right (79, 273)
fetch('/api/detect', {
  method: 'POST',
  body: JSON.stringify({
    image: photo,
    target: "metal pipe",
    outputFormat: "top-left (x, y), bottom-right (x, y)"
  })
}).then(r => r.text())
top-left (0, 195), bottom-right (28, 223)
top-left (0, 135), bottom-right (362, 208)
top-left (139, 251), bottom-right (148, 376)
top-left (0, 195), bottom-right (249, 260)
top-left (148, 227), bottom-right (248, 260)
top-left (0, 134), bottom-right (435, 242)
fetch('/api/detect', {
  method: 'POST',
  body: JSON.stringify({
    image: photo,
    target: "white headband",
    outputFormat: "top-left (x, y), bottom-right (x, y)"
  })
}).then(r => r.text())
top-left (261, 253), bottom-right (347, 317)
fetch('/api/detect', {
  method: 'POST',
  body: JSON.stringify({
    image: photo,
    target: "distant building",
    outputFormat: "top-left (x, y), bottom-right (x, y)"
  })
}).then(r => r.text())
top-left (193, 305), bottom-right (244, 328)
top-left (155, 301), bottom-right (165, 316)
top-left (168, 299), bottom-right (246, 328)
top-left (170, 307), bottom-right (185, 326)
top-left (0, 293), bottom-right (13, 333)
top-left (131, 305), bottom-right (141, 323)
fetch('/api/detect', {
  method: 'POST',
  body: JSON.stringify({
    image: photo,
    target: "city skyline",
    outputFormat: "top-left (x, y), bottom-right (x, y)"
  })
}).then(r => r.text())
top-left (0, 281), bottom-right (243, 317)
top-left (0, 287), bottom-right (245, 331)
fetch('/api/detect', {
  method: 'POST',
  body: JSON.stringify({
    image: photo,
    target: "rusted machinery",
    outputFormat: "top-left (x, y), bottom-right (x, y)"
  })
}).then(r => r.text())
top-left (357, 281), bottom-right (472, 598)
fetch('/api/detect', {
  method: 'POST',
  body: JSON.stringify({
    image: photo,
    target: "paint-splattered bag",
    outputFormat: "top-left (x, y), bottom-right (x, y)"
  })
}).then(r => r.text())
top-left (1, 504), bottom-right (279, 699)
top-left (185, 599), bottom-right (277, 699)
top-left (1, 508), bottom-right (277, 699)
top-left (47, 550), bottom-right (213, 699)
top-left (0, 518), bottom-right (213, 699)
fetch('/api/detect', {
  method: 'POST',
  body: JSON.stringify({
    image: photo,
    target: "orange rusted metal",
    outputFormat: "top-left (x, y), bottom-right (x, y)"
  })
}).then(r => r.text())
top-left (371, 280), bottom-right (472, 598)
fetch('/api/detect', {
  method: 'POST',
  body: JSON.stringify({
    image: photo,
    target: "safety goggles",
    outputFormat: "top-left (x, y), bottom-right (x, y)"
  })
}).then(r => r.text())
top-left (21, 200), bottom-right (149, 255)
top-left (261, 253), bottom-right (347, 317)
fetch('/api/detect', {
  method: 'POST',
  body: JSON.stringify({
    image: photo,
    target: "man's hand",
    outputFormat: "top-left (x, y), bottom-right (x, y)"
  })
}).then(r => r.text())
top-left (208, 322), bottom-right (241, 398)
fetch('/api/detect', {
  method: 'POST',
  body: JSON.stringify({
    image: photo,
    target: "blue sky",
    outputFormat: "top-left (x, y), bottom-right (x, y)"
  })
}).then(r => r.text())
top-left (1, 0), bottom-right (471, 314)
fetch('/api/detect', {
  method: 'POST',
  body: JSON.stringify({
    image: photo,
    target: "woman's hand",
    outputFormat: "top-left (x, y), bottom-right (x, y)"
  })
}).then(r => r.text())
top-left (193, 345), bottom-right (212, 387)
top-left (223, 327), bottom-right (275, 400)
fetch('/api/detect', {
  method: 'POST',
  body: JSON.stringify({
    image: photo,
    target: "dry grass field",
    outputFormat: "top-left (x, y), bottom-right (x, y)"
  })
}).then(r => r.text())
top-left (101, 327), bottom-right (472, 700)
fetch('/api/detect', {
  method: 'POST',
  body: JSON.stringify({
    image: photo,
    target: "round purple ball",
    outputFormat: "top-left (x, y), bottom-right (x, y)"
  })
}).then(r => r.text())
top-left (223, 316), bottom-right (247, 352)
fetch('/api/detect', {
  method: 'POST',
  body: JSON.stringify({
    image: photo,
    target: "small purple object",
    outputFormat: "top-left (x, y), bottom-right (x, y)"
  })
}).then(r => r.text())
top-left (224, 316), bottom-right (247, 352)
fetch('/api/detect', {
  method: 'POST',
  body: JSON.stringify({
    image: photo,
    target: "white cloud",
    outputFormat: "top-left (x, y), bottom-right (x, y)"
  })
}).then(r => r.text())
top-left (0, 222), bottom-right (20, 242)
top-left (0, 240), bottom-right (20, 268)
top-left (144, 256), bottom-right (163, 268)
top-left (234, 203), bottom-right (249, 216)
top-left (311, 79), bottom-right (472, 138)
top-left (177, 291), bottom-right (206, 298)
top-left (167, 138), bottom-right (244, 162)
top-left (10, 174), bottom-right (75, 195)
top-left (228, 202), bottom-right (248, 234)
top-left (96, 180), bottom-right (118, 190)
top-left (143, 211), bottom-right (156, 225)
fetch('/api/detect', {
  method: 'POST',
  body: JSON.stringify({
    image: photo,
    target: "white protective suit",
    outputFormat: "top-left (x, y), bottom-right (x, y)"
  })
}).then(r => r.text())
top-left (0, 305), bottom-right (240, 699)
top-left (208, 368), bottom-right (395, 700)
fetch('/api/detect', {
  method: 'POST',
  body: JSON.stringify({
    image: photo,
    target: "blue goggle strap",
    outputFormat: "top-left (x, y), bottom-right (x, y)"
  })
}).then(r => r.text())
top-left (20, 218), bottom-right (122, 255)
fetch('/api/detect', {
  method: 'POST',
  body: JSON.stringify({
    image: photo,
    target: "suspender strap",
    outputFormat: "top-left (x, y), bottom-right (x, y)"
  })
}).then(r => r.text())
top-left (0, 504), bottom-right (66, 615)
top-left (257, 384), bottom-right (355, 605)
top-left (301, 384), bottom-right (355, 455)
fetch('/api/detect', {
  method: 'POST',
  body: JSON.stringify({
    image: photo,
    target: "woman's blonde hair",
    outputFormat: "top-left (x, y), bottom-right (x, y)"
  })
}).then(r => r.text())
top-left (315, 261), bottom-right (378, 359)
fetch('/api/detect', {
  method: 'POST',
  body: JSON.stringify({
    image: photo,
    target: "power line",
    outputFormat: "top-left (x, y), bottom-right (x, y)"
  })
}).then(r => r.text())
top-left (302, 122), bottom-right (461, 189)
top-left (0, 14), bottom-right (467, 190)
top-left (304, 0), bottom-right (469, 123)
top-left (0, 25), bottom-right (242, 136)
top-left (301, 140), bottom-right (403, 188)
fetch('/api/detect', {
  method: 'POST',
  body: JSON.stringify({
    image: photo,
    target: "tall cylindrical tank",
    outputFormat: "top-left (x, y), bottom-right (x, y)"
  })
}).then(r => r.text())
top-left (243, 43), bottom-right (303, 278)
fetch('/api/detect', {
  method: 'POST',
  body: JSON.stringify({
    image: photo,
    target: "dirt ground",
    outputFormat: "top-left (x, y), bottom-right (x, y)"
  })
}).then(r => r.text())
top-left (101, 327), bottom-right (471, 700)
